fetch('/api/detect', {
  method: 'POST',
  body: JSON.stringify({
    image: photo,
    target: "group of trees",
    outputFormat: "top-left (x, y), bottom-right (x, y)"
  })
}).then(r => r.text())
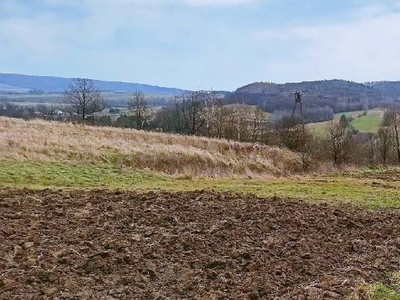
top-left (226, 92), bottom-right (379, 116)
top-left (64, 78), bottom-right (149, 129)
top-left (377, 108), bottom-right (400, 165)
top-left (62, 79), bottom-right (400, 169)
top-left (304, 109), bottom-right (400, 168)
top-left (0, 102), bottom-right (66, 120)
top-left (151, 91), bottom-right (270, 143)
top-left (271, 106), bottom-right (334, 123)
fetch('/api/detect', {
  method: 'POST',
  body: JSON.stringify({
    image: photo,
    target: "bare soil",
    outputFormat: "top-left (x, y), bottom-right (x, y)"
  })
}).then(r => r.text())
top-left (1, 189), bottom-right (400, 299)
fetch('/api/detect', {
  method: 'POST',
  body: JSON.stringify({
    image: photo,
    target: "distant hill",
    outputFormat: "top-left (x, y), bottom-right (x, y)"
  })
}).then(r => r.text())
top-left (365, 81), bottom-right (400, 97)
top-left (236, 80), bottom-right (373, 97)
top-left (0, 73), bottom-right (185, 95)
top-left (226, 79), bottom-right (400, 113)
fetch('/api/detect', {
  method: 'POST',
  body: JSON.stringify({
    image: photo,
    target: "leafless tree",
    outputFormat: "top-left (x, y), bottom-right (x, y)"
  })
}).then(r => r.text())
top-left (276, 116), bottom-right (305, 151)
top-left (275, 116), bottom-right (312, 170)
top-left (174, 91), bottom-right (208, 135)
top-left (326, 120), bottom-right (354, 166)
top-left (377, 127), bottom-right (393, 165)
top-left (209, 98), bottom-right (226, 139)
top-left (384, 108), bottom-right (400, 164)
top-left (128, 91), bottom-right (150, 130)
top-left (251, 107), bottom-right (267, 142)
top-left (65, 78), bottom-right (104, 122)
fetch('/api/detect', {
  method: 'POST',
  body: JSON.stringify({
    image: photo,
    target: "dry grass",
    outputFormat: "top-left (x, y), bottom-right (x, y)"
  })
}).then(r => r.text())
top-left (0, 117), bottom-right (301, 177)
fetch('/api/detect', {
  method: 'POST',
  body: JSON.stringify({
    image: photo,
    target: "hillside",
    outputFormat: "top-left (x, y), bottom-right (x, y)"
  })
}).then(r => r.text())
top-left (236, 79), bottom-right (372, 96)
top-left (366, 81), bottom-right (400, 97)
top-left (226, 79), bottom-right (400, 114)
top-left (0, 73), bottom-right (184, 95)
top-left (0, 117), bottom-right (301, 177)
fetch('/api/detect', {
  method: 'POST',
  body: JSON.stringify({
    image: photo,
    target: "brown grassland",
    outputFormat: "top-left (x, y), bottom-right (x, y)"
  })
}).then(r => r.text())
top-left (0, 117), bottom-right (301, 178)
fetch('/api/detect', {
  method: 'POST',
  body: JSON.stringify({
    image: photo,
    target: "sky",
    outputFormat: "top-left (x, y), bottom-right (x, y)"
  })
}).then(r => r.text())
top-left (1, 0), bottom-right (400, 91)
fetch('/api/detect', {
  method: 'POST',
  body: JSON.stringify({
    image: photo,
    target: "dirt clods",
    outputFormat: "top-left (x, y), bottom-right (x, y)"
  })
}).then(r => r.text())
top-left (1, 189), bottom-right (400, 299)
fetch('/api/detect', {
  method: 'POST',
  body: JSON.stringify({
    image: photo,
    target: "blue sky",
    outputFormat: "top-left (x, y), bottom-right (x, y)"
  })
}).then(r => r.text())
top-left (1, 0), bottom-right (400, 90)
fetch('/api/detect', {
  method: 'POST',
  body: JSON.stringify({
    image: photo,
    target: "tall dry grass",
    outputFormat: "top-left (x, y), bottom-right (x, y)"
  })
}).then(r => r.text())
top-left (0, 117), bottom-right (302, 177)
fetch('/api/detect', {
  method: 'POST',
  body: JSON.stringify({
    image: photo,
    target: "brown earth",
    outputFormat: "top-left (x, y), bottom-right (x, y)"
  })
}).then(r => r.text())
top-left (1, 189), bottom-right (400, 299)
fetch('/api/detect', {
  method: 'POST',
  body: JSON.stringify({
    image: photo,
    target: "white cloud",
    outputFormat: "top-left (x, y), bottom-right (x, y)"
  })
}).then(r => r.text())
top-left (1, 0), bottom-right (400, 90)
top-left (254, 3), bottom-right (400, 83)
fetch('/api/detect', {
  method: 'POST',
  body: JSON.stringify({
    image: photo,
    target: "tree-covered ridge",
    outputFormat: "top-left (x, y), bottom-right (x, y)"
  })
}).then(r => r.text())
top-left (236, 79), bottom-right (375, 96)
top-left (226, 79), bottom-right (400, 115)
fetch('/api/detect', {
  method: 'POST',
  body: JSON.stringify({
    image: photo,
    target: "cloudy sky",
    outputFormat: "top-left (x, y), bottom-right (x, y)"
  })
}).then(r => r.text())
top-left (1, 0), bottom-right (400, 90)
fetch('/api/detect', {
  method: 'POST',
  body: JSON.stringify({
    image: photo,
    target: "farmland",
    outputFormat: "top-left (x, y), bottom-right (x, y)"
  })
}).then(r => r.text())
top-left (1, 188), bottom-right (400, 299)
top-left (0, 91), bottom-right (175, 107)
top-left (1, 117), bottom-right (400, 299)
top-left (307, 109), bottom-right (385, 136)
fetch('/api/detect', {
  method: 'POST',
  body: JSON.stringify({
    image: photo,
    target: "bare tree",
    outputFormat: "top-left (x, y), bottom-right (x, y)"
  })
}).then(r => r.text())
top-left (326, 120), bottom-right (354, 166)
top-left (377, 127), bottom-right (393, 165)
top-left (276, 116), bottom-right (305, 151)
top-left (65, 78), bottom-right (104, 122)
top-left (384, 108), bottom-right (400, 164)
top-left (174, 91), bottom-right (208, 135)
top-left (250, 107), bottom-right (267, 142)
top-left (209, 98), bottom-right (226, 139)
top-left (275, 116), bottom-right (312, 170)
top-left (128, 91), bottom-right (150, 130)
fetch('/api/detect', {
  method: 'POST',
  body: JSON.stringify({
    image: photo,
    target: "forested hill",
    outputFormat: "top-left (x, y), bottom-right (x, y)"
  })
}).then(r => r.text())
top-left (226, 79), bottom-right (400, 113)
top-left (236, 80), bottom-right (373, 97)
top-left (366, 81), bottom-right (400, 97)
top-left (0, 73), bottom-right (184, 95)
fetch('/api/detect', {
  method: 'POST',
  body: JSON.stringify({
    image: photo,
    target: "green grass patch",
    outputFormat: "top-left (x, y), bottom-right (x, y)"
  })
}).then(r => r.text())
top-left (369, 283), bottom-right (400, 300)
top-left (308, 109), bottom-right (384, 136)
top-left (1, 161), bottom-right (400, 209)
top-left (0, 160), bottom-right (167, 189)
top-left (190, 177), bottom-right (400, 209)
top-left (350, 110), bottom-right (384, 133)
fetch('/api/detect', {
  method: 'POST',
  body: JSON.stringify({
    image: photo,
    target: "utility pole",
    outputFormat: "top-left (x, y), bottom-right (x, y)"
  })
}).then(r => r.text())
top-left (292, 91), bottom-right (309, 170)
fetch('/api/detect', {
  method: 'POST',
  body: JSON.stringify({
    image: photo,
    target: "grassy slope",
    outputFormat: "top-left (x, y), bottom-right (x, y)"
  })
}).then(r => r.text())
top-left (0, 117), bottom-right (301, 177)
top-left (308, 109), bottom-right (384, 136)
top-left (351, 110), bottom-right (384, 133)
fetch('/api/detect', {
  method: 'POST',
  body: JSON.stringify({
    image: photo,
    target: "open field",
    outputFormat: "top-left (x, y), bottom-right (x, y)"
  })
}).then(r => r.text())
top-left (0, 117), bottom-right (301, 177)
top-left (1, 189), bottom-right (400, 299)
top-left (1, 117), bottom-right (400, 299)
top-left (0, 91), bottom-right (175, 104)
top-left (1, 117), bottom-right (400, 211)
top-left (307, 109), bottom-right (385, 136)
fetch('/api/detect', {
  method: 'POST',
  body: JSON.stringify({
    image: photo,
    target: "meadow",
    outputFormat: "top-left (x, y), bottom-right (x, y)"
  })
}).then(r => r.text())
top-left (307, 108), bottom-right (385, 136)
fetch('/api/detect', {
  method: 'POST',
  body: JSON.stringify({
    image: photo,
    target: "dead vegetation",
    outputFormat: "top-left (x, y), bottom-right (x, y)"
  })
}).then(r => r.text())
top-left (0, 117), bottom-right (301, 177)
top-left (1, 189), bottom-right (400, 299)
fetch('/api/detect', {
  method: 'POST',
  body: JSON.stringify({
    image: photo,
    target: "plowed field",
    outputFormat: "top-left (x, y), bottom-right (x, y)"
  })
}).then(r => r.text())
top-left (1, 189), bottom-right (400, 299)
